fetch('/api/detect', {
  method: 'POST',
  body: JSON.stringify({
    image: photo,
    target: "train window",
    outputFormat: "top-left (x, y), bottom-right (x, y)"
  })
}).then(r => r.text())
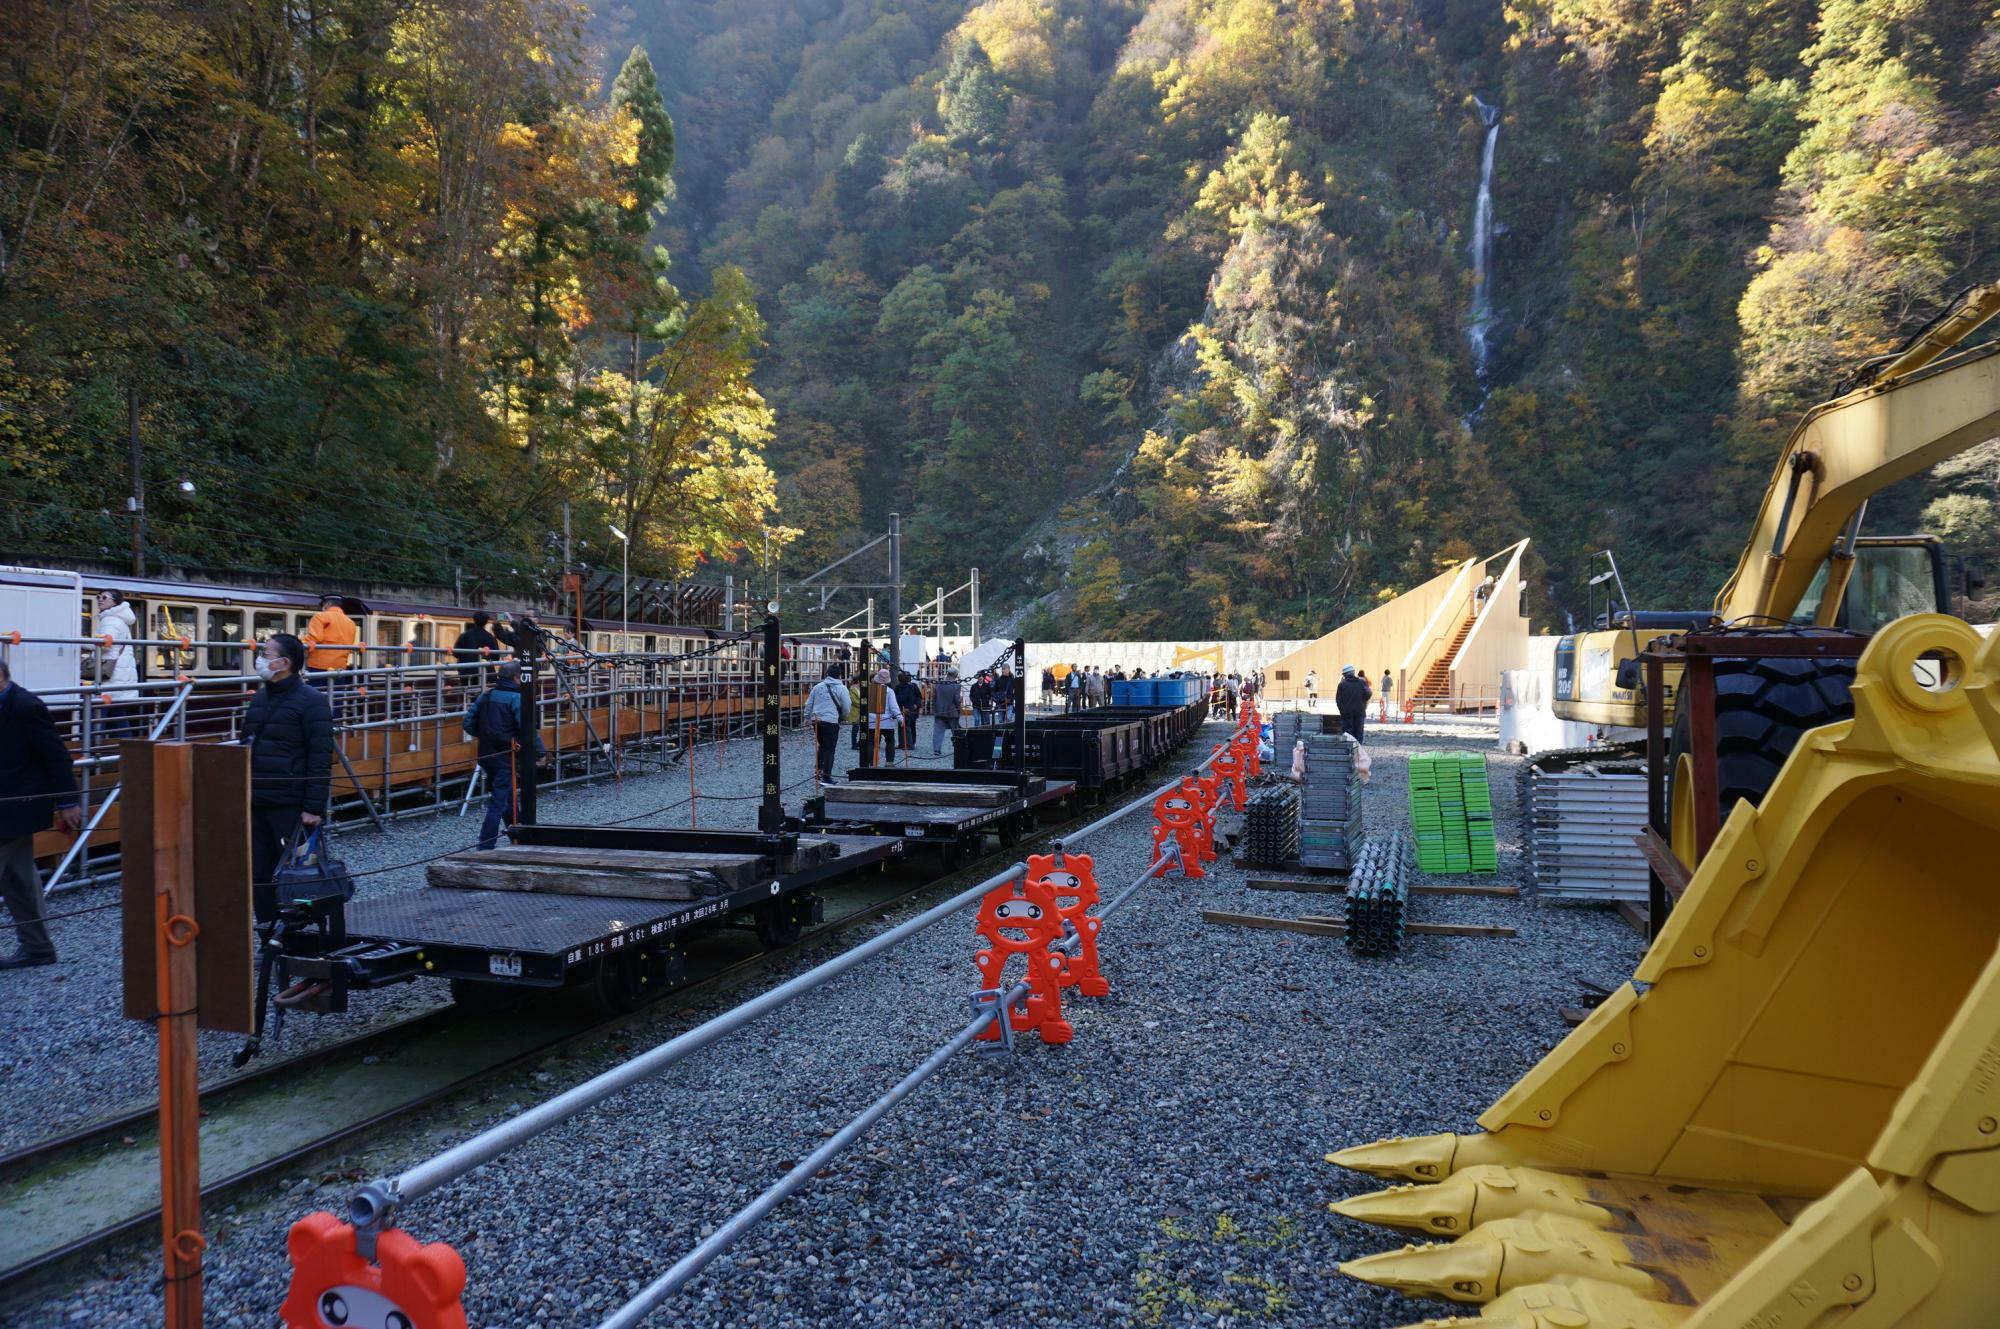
top-left (151, 603), bottom-right (196, 672)
top-left (411, 620), bottom-right (434, 651)
top-left (644, 635), bottom-right (659, 654)
top-left (591, 632), bottom-right (612, 655)
top-left (374, 617), bottom-right (405, 663)
top-left (204, 608), bottom-right (245, 672)
top-left (292, 612), bottom-right (314, 637)
top-left (438, 623), bottom-right (461, 655)
top-left (252, 611), bottom-right (287, 642)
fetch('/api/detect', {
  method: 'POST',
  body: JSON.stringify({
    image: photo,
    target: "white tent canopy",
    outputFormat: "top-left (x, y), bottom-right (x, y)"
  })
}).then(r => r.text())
top-left (952, 637), bottom-right (1015, 676)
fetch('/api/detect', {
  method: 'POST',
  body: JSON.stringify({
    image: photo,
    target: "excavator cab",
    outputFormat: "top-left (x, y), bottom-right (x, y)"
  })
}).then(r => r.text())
top-left (1792, 534), bottom-right (1951, 632)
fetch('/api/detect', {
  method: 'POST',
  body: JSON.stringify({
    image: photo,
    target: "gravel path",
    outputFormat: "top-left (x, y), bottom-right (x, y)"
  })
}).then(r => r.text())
top-left (18, 722), bottom-right (1646, 1329)
top-left (0, 722), bottom-right (965, 1154)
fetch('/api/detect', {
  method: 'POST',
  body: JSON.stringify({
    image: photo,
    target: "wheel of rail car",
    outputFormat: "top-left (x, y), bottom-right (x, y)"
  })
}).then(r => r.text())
top-left (1664, 651), bottom-right (1857, 869)
top-left (753, 898), bottom-right (805, 949)
top-left (996, 814), bottom-right (1021, 849)
top-left (589, 948), bottom-right (659, 1016)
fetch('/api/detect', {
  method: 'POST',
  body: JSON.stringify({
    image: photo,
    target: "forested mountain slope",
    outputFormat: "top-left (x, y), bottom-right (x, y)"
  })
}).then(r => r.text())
top-left (6, 0), bottom-right (1995, 631)
top-left (598, 0), bottom-right (2000, 634)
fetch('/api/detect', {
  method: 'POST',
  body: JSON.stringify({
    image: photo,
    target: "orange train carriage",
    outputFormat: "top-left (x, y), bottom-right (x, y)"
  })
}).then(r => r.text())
top-left (6, 569), bottom-right (853, 874)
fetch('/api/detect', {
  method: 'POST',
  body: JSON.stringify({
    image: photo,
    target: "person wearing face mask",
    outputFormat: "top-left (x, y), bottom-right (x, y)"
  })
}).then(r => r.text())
top-left (242, 633), bottom-right (333, 924)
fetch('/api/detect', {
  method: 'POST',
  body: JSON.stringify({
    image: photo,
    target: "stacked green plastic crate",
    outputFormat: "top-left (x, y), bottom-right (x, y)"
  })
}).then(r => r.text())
top-left (1407, 751), bottom-right (1496, 874)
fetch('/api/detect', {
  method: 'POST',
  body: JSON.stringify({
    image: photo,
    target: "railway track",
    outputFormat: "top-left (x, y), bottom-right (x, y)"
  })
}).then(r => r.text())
top-left (0, 774), bottom-right (1172, 1300)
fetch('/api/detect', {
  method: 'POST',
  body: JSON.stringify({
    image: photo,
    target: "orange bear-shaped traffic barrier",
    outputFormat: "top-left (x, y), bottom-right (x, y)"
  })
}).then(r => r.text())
top-left (1151, 784), bottom-right (1204, 879)
top-left (1231, 726), bottom-right (1262, 778)
top-left (1184, 775), bottom-right (1220, 867)
top-left (1027, 851), bottom-right (1109, 998)
top-left (280, 1211), bottom-right (467, 1329)
top-left (973, 874), bottom-right (1073, 1044)
top-left (1210, 747), bottom-right (1247, 811)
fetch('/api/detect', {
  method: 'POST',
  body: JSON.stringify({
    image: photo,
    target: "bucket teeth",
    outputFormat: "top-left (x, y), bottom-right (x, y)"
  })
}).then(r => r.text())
top-left (1341, 1237), bottom-right (1504, 1304)
top-left (1332, 1165), bottom-right (1616, 1237)
top-left (1325, 1131), bottom-right (1461, 1182)
top-left (1340, 1215), bottom-right (1657, 1305)
top-left (1387, 1282), bottom-right (1691, 1329)
top-left (1326, 1130), bottom-right (1515, 1182)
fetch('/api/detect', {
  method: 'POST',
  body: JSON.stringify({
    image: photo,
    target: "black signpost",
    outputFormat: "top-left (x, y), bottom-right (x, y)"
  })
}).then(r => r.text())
top-left (761, 612), bottom-right (784, 834)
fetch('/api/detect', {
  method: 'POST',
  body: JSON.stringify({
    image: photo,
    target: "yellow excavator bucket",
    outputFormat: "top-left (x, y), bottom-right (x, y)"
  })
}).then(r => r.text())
top-left (1327, 614), bottom-right (2000, 1328)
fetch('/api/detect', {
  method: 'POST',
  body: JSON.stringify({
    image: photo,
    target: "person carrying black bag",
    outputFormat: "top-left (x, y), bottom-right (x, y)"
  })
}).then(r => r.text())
top-left (465, 661), bottom-right (543, 850)
top-left (242, 634), bottom-right (333, 925)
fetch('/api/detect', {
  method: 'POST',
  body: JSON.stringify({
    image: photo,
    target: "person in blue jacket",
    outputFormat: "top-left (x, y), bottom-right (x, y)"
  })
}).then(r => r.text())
top-left (465, 661), bottom-right (544, 850)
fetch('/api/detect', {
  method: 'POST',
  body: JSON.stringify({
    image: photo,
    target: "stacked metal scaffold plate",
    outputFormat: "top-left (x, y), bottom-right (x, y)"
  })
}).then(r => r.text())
top-left (1240, 783), bottom-right (1300, 867)
top-left (1297, 731), bottom-right (1365, 871)
top-left (1344, 832), bottom-right (1410, 956)
top-left (1525, 746), bottom-right (1649, 901)
top-left (1407, 751), bottom-right (1496, 874)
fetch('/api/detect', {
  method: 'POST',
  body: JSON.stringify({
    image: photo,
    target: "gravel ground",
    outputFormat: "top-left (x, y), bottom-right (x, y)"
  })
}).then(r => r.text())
top-left (0, 720), bottom-right (965, 1154)
top-left (18, 721), bottom-right (1646, 1329)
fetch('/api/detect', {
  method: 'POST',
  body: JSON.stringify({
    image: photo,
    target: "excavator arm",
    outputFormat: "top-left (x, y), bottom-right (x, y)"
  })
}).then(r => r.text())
top-left (1716, 285), bottom-right (2000, 626)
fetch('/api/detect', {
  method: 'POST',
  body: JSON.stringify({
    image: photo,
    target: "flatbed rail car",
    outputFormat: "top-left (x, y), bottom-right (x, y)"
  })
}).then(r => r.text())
top-left (952, 698), bottom-right (1211, 798)
top-left (800, 768), bottom-right (1078, 867)
top-left (275, 827), bottom-right (903, 1017)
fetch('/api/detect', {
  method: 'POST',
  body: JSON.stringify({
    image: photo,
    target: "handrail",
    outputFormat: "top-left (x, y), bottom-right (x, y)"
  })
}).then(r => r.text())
top-left (1398, 561), bottom-right (1480, 703)
top-left (1448, 538), bottom-right (1529, 700)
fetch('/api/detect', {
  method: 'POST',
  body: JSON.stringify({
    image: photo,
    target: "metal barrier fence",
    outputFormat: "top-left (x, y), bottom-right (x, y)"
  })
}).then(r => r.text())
top-left (322, 716), bottom-right (1237, 1327)
top-left (1, 635), bottom-right (809, 893)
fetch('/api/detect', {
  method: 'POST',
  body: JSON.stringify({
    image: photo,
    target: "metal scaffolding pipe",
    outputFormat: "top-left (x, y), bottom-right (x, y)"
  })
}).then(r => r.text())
top-left (595, 981), bottom-right (1027, 1329)
top-left (379, 860), bottom-right (1025, 1208)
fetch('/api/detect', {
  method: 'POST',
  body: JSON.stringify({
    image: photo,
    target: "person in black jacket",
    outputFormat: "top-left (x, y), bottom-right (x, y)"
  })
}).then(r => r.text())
top-left (243, 634), bottom-right (334, 924)
top-left (490, 612), bottom-right (545, 822)
top-left (1334, 664), bottom-right (1373, 745)
top-left (464, 662), bottom-right (544, 850)
top-left (894, 671), bottom-right (922, 753)
top-left (0, 659), bottom-right (80, 968)
top-left (451, 610), bottom-right (499, 687)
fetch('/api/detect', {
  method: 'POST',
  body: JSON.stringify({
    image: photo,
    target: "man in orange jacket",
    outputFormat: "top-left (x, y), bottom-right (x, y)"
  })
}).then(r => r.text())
top-left (301, 593), bottom-right (360, 679)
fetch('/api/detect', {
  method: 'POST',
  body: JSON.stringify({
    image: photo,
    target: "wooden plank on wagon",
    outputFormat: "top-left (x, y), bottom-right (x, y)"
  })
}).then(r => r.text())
top-left (822, 782), bottom-right (1015, 808)
top-left (456, 843), bottom-right (772, 889)
top-left (1200, 910), bottom-right (1348, 938)
top-left (425, 856), bottom-right (710, 900)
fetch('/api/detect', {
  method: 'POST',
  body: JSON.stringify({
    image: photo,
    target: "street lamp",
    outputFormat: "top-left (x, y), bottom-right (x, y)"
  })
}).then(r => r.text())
top-left (608, 523), bottom-right (630, 647)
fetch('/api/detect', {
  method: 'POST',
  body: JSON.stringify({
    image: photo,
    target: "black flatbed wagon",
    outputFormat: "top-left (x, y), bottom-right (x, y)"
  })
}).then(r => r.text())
top-left (275, 826), bottom-right (903, 1016)
top-left (798, 767), bottom-right (1077, 867)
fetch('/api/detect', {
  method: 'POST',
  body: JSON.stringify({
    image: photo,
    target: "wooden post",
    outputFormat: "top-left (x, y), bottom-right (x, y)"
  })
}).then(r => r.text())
top-left (152, 742), bottom-right (203, 1328)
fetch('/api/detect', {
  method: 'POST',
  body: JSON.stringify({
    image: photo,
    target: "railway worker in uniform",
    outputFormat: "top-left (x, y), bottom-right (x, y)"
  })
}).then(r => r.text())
top-left (0, 658), bottom-right (81, 969)
top-left (301, 592), bottom-right (360, 688)
top-left (804, 664), bottom-right (850, 782)
top-left (930, 669), bottom-right (963, 756)
top-left (1335, 664), bottom-right (1373, 745)
top-left (465, 661), bottom-right (543, 851)
top-left (92, 588), bottom-right (142, 742)
top-left (243, 634), bottom-right (334, 924)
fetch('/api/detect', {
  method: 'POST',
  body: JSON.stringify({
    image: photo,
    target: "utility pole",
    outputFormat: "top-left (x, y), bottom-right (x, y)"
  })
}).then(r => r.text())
top-left (128, 385), bottom-right (145, 577)
top-left (724, 575), bottom-right (735, 632)
top-left (970, 567), bottom-right (981, 645)
top-left (887, 512), bottom-right (902, 682)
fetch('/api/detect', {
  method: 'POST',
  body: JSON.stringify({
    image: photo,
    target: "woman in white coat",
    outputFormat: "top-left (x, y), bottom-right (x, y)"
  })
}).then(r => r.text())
top-left (93, 589), bottom-right (142, 741)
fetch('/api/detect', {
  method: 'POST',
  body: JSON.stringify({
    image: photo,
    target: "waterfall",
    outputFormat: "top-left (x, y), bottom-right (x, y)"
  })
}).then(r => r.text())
top-left (1467, 95), bottom-right (1500, 379)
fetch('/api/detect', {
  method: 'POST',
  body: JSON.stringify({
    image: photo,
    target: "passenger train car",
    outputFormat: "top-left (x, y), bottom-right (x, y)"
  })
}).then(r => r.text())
top-left (1, 568), bottom-right (855, 873)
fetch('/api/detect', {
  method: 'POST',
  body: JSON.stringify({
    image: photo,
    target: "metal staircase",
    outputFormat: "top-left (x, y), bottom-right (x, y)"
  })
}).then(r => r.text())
top-left (1409, 612), bottom-right (1477, 707)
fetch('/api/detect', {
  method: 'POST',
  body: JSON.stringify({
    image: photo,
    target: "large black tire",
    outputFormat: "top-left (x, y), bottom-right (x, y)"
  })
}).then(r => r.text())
top-left (1667, 653), bottom-right (1857, 838)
